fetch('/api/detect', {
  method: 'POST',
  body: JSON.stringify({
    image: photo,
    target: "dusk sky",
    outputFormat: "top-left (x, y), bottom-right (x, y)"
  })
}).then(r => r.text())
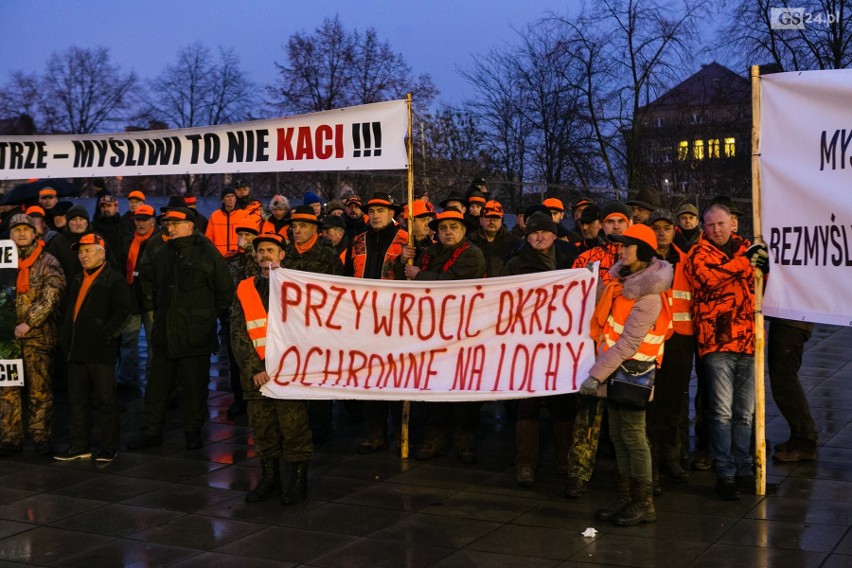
top-left (1, 0), bottom-right (589, 109)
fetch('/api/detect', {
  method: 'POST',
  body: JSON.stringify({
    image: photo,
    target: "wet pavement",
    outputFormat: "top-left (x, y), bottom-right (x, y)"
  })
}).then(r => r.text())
top-left (0, 324), bottom-right (850, 567)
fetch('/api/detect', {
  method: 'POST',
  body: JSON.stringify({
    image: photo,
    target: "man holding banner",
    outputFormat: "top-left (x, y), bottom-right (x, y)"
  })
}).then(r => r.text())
top-left (402, 208), bottom-right (486, 463)
top-left (686, 204), bottom-right (770, 501)
top-left (348, 192), bottom-right (409, 454)
top-left (232, 232), bottom-right (314, 504)
top-left (1, 214), bottom-right (65, 457)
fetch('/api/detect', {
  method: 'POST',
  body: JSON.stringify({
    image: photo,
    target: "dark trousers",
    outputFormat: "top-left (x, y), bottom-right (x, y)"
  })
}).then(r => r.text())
top-left (516, 394), bottom-right (577, 470)
top-left (768, 320), bottom-right (817, 452)
top-left (422, 402), bottom-right (482, 449)
top-left (363, 401), bottom-right (403, 443)
top-left (648, 333), bottom-right (695, 463)
top-left (67, 362), bottom-right (119, 452)
top-left (143, 353), bottom-right (211, 436)
top-left (221, 319), bottom-right (244, 405)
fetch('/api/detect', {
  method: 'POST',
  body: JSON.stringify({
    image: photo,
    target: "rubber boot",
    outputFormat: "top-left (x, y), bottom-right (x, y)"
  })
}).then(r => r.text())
top-left (245, 458), bottom-right (282, 503)
top-left (595, 475), bottom-right (631, 522)
top-left (281, 460), bottom-right (309, 505)
top-left (613, 478), bottom-right (657, 526)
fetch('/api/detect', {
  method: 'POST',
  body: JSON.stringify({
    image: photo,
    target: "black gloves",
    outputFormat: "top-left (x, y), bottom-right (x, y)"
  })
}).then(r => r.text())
top-left (745, 243), bottom-right (770, 274)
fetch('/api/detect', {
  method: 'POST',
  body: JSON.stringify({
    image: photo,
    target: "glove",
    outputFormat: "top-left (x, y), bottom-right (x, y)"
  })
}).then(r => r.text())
top-left (579, 376), bottom-right (601, 396)
top-left (745, 243), bottom-right (770, 274)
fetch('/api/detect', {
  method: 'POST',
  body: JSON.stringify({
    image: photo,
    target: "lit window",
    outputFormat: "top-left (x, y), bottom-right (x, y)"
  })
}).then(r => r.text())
top-left (724, 137), bottom-right (736, 157)
top-left (693, 139), bottom-right (704, 160)
top-left (708, 139), bottom-right (720, 158)
top-left (677, 140), bottom-right (688, 160)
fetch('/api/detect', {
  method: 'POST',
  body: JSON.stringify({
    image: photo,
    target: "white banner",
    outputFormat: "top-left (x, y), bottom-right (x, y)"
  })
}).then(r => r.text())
top-left (0, 360), bottom-right (24, 387)
top-left (0, 100), bottom-right (408, 179)
top-left (760, 69), bottom-right (852, 326)
top-left (262, 268), bottom-right (598, 401)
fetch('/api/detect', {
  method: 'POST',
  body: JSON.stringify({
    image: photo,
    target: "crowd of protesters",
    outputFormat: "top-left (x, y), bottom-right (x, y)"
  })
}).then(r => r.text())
top-left (0, 176), bottom-right (817, 520)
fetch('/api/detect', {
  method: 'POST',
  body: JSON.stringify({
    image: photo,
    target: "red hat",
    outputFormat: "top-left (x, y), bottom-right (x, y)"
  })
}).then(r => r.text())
top-left (71, 232), bottom-right (106, 251)
top-left (483, 200), bottom-right (504, 218)
top-left (184, 195), bottom-right (197, 205)
top-left (161, 209), bottom-right (192, 222)
top-left (133, 204), bottom-right (155, 219)
top-left (38, 187), bottom-right (58, 197)
top-left (542, 198), bottom-right (564, 212)
top-left (127, 190), bottom-right (146, 201)
top-left (25, 205), bottom-right (46, 218)
top-left (468, 194), bottom-right (487, 206)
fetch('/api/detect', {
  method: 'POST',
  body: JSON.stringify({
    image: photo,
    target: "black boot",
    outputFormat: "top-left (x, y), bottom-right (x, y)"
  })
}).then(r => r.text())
top-left (613, 478), bottom-right (656, 526)
top-left (281, 460), bottom-right (309, 505)
top-left (595, 475), bottom-right (631, 522)
top-left (245, 458), bottom-right (282, 503)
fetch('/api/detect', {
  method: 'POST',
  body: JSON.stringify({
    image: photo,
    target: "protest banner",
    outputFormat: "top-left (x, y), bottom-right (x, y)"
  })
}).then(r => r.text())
top-left (0, 240), bottom-right (24, 387)
top-left (262, 267), bottom-right (598, 401)
top-left (759, 69), bottom-right (852, 326)
top-left (0, 100), bottom-right (408, 179)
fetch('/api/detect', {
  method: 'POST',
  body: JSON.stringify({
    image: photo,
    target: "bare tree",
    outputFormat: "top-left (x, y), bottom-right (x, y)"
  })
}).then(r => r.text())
top-left (0, 46), bottom-right (138, 134)
top-left (142, 43), bottom-right (259, 195)
top-left (721, 0), bottom-right (852, 71)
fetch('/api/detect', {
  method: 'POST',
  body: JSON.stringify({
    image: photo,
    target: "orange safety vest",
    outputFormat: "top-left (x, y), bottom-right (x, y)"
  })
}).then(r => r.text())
top-left (670, 245), bottom-right (693, 336)
top-left (594, 282), bottom-right (673, 366)
top-left (351, 228), bottom-right (409, 279)
top-left (236, 277), bottom-right (267, 360)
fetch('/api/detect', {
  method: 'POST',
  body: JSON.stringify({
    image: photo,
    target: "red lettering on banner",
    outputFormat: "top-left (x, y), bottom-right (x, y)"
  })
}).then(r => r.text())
top-left (495, 291), bottom-right (513, 335)
top-left (452, 345), bottom-right (485, 390)
top-left (522, 343), bottom-right (548, 393)
top-left (438, 294), bottom-right (456, 340)
top-left (398, 292), bottom-right (415, 335)
top-left (350, 289), bottom-right (369, 330)
top-left (417, 294), bottom-right (436, 340)
top-left (544, 284), bottom-right (563, 334)
top-left (421, 348), bottom-right (444, 390)
top-left (304, 283), bottom-right (328, 327)
top-left (280, 281), bottom-right (302, 323)
top-left (372, 291), bottom-right (394, 335)
top-left (343, 350), bottom-right (368, 387)
top-left (558, 281), bottom-right (578, 335)
top-left (465, 288), bottom-right (484, 338)
top-left (544, 343), bottom-right (561, 390)
top-left (324, 285), bottom-right (346, 330)
top-left (511, 289), bottom-right (534, 334)
top-left (300, 347), bottom-right (323, 385)
top-left (528, 289), bottom-right (549, 333)
top-left (271, 346), bottom-right (301, 385)
top-left (577, 279), bottom-right (594, 335)
top-left (321, 349), bottom-right (344, 385)
top-left (490, 343), bottom-right (508, 391)
top-left (510, 344), bottom-right (530, 390)
top-left (276, 124), bottom-right (344, 161)
top-left (565, 341), bottom-right (585, 389)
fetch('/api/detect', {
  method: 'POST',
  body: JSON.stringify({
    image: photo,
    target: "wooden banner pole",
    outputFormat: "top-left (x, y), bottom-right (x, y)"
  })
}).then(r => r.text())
top-left (750, 64), bottom-right (767, 496)
top-left (401, 93), bottom-right (414, 460)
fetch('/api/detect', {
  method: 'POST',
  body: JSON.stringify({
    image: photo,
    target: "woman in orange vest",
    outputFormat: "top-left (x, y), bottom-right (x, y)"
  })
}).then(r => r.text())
top-left (578, 223), bottom-right (673, 527)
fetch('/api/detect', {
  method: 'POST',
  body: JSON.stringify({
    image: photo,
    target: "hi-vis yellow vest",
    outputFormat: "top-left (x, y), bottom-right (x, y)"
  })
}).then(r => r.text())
top-left (236, 277), bottom-right (267, 360)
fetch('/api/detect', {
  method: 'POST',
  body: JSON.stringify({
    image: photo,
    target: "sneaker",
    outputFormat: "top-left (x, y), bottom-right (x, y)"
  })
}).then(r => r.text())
top-left (94, 449), bottom-right (117, 463)
top-left (715, 477), bottom-right (741, 500)
top-left (773, 448), bottom-right (817, 462)
top-left (54, 448), bottom-right (92, 461)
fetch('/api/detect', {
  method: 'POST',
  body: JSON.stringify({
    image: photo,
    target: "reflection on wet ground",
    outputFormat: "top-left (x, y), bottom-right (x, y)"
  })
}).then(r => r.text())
top-left (0, 325), bottom-right (850, 567)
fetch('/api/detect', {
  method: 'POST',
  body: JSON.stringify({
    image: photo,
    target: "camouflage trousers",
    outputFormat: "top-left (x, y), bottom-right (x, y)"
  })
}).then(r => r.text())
top-left (248, 398), bottom-right (312, 462)
top-left (0, 344), bottom-right (53, 446)
top-left (566, 395), bottom-right (605, 481)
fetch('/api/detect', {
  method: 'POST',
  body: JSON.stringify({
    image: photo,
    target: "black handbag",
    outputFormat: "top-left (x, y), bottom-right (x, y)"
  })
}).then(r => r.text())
top-left (606, 361), bottom-right (656, 409)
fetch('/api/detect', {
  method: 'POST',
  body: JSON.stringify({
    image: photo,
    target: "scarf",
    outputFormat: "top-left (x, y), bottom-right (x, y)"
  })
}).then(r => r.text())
top-left (125, 227), bottom-right (154, 284)
top-left (74, 263), bottom-right (106, 322)
top-left (294, 233), bottom-right (318, 255)
top-left (16, 241), bottom-right (43, 295)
